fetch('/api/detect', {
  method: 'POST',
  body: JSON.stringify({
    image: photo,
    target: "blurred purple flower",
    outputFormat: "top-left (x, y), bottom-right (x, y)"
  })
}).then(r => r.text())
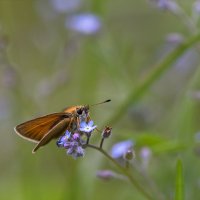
top-left (140, 147), bottom-right (152, 160)
top-left (140, 147), bottom-right (152, 169)
top-left (149, 0), bottom-right (178, 12)
top-left (189, 91), bottom-right (200, 100)
top-left (166, 33), bottom-right (183, 44)
top-left (51, 0), bottom-right (81, 13)
top-left (79, 120), bottom-right (97, 133)
top-left (194, 132), bottom-right (200, 141)
top-left (111, 140), bottom-right (134, 159)
top-left (193, 1), bottom-right (200, 15)
top-left (96, 170), bottom-right (116, 180)
top-left (65, 13), bottom-right (102, 35)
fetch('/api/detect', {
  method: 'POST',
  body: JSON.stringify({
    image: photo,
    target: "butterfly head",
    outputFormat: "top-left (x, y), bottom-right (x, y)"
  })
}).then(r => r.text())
top-left (76, 105), bottom-right (89, 118)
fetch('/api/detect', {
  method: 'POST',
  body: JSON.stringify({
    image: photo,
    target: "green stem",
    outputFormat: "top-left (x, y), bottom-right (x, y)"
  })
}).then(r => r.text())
top-left (86, 143), bottom-right (155, 200)
top-left (106, 33), bottom-right (200, 126)
top-left (99, 138), bottom-right (104, 148)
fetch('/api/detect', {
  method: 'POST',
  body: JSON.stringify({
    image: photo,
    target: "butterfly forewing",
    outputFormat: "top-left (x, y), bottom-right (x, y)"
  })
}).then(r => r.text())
top-left (32, 118), bottom-right (72, 153)
top-left (14, 113), bottom-right (71, 143)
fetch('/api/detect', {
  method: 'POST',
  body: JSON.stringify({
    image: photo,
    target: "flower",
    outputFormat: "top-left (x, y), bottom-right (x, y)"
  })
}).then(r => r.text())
top-left (79, 120), bottom-right (97, 133)
top-left (140, 147), bottom-right (152, 160)
top-left (111, 140), bottom-right (134, 159)
top-left (57, 132), bottom-right (85, 159)
top-left (66, 142), bottom-right (85, 159)
top-left (193, 0), bottom-right (200, 15)
top-left (65, 13), bottom-right (101, 35)
top-left (96, 170), bottom-right (126, 181)
top-left (149, 0), bottom-right (178, 12)
top-left (140, 147), bottom-right (152, 170)
top-left (96, 170), bottom-right (116, 180)
top-left (57, 130), bottom-right (71, 147)
top-left (51, 0), bottom-right (81, 13)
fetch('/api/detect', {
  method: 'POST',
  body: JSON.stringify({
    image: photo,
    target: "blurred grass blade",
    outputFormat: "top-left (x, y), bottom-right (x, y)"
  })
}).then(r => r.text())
top-left (106, 32), bottom-right (200, 126)
top-left (175, 159), bottom-right (184, 200)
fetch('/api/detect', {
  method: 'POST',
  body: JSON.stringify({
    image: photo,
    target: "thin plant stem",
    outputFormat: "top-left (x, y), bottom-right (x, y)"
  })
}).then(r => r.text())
top-left (86, 134), bottom-right (91, 144)
top-left (86, 143), bottom-right (156, 200)
top-left (125, 160), bottom-right (129, 169)
top-left (132, 160), bottom-right (166, 200)
top-left (99, 138), bottom-right (104, 148)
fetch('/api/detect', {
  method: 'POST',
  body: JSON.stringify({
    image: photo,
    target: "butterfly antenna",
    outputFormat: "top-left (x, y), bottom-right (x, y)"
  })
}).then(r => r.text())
top-left (91, 99), bottom-right (111, 107)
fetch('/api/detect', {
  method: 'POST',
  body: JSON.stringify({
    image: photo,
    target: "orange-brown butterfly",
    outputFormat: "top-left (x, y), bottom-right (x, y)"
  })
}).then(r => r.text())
top-left (14, 100), bottom-right (110, 153)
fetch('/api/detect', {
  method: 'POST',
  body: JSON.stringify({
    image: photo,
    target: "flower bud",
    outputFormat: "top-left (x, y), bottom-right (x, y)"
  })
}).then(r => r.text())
top-left (123, 149), bottom-right (135, 161)
top-left (111, 140), bottom-right (134, 159)
top-left (96, 170), bottom-right (116, 180)
top-left (102, 126), bottom-right (112, 138)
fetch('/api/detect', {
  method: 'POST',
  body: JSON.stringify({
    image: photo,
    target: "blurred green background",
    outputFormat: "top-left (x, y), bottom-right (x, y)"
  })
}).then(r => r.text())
top-left (0, 0), bottom-right (200, 200)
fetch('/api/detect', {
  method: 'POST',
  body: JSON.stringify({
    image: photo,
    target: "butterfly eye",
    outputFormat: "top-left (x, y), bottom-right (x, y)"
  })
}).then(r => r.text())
top-left (77, 109), bottom-right (83, 115)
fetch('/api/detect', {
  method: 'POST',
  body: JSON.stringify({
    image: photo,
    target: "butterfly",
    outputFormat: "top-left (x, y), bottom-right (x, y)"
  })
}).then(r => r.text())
top-left (14, 100), bottom-right (110, 153)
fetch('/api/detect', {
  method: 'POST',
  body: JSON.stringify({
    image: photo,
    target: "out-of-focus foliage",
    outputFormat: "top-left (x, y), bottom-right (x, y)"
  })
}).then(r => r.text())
top-left (0, 0), bottom-right (200, 200)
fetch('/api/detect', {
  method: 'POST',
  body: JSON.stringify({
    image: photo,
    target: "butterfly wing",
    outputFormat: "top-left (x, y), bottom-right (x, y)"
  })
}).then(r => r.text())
top-left (32, 117), bottom-right (72, 153)
top-left (14, 113), bottom-right (72, 144)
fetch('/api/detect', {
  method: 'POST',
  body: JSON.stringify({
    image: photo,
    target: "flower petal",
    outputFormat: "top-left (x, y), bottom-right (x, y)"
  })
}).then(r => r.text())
top-left (65, 13), bottom-right (101, 35)
top-left (88, 120), bottom-right (94, 126)
top-left (80, 121), bottom-right (87, 128)
top-left (65, 130), bottom-right (71, 139)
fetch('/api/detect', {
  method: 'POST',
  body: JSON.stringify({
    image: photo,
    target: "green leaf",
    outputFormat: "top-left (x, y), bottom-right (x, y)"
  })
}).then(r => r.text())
top-left (175, 159), bottom-right (184, 200)
top-left (152, 141), bottom-right (187, 154)
top-left (134, 133), bottom-right (165, 146)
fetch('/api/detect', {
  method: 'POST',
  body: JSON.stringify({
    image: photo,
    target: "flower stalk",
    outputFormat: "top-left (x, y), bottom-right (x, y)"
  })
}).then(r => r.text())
top-left (86, 143), bottom-right (155, 200)
top-left (56, 115), bottom-right (163, 199)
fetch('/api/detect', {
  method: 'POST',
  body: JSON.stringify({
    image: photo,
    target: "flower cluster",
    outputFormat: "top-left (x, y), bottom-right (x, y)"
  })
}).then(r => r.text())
top-left (57, 120), bottom-right (97, 159)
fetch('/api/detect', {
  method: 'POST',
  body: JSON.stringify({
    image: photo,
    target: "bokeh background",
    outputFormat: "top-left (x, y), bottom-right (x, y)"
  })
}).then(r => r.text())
top-left (1, 0), bottom-right (200, 200)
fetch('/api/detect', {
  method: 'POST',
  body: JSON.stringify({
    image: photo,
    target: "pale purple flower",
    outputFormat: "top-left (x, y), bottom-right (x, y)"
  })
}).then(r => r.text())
top-left (66, 143), bottom-right (84, 159)
top-left (140, 147), bottom-right (152, 160)
top-left (194, 132), bottom-right (200, 141)
top-left (166, 33), bottom-right (183, 44)
top-left (57, 132), bottom-right (84, 159)
top-left (65, 13), bottom-right (101, 35)
top-left (51, 0), bottom-right (81, 13)
top-left (79, 120), bottom-right (97, 133)
top-left (96, 170), bottom-right (127, 181)
top-left (96, 170), bottom-right (116, 180)
top-left (193, 1), bottom-right (200, 15)
top-left (111, 140), bottom-right (134, 159)
top-left (140, 147), bottom-right (152, 169)
top-left (149, 0), bottom-right (178, 12)
top-left (73, 133), bottom-right (80, 140)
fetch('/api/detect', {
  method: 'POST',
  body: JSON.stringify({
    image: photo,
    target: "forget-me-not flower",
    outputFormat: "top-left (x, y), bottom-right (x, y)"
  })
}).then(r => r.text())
top-left (79, 120), bottom-right (97, 133)
top-left (57, 130), bottom-right (71, 147)
top-left (57, 132), bottom-right (85, 159)
top-left (65, 13), bottom-right (101, 35)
